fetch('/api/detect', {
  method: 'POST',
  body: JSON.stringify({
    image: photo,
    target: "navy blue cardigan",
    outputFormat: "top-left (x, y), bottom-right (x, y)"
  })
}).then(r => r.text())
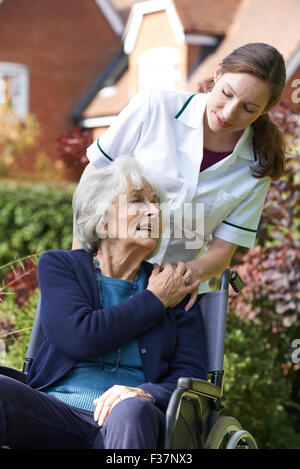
top-left (28, 249), bottom-right (207, 412)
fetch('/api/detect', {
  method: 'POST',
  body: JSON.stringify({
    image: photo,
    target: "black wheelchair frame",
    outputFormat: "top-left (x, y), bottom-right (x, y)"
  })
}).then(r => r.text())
top-left (165, 268), bottom-right (258, 449)
top-left (0, 268), bottom-right (258, 449)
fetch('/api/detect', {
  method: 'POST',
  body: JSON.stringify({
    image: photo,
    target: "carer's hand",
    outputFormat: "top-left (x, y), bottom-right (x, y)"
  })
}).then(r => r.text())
top-left (147, 261), bottom-right (200, 309)
top-left (183, 260), bottom-right (202, 311)
top-left (93, 385), bottom-right (153, 427)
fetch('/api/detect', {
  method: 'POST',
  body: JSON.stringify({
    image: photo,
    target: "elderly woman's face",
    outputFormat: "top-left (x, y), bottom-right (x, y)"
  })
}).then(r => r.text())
top-left (101, 181), bottom-right (161, 251)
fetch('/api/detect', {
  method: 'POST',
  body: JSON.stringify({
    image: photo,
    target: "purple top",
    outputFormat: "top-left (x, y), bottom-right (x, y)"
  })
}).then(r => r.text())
top-left (200, 148), bottom-right (231, 172)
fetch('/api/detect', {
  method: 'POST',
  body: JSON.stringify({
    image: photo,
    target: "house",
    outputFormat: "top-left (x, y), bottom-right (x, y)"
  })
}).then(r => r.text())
top-left (0, 0), bottom-right (124, 166)
top-left (75, 0), bottom-right (241, 139)
top-left (76, 0), bottom-right (300, 142)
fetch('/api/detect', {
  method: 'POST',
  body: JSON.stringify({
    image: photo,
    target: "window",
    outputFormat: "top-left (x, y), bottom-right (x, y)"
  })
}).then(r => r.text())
top-left (138, 47), bottom-right (181, 91)
top-left (0, 62), bottom-right (29, 117)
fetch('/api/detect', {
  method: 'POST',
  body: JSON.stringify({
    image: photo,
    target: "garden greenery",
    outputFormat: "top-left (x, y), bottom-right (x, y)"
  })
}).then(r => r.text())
top-left (0, 182), bottom-right (75, 270)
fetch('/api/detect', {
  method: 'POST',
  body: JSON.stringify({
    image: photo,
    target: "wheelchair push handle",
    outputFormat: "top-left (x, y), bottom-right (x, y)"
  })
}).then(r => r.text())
top-left (200, 268), bottom-right (243, 387)
top-left (220, 268), bottom-right (243, 293)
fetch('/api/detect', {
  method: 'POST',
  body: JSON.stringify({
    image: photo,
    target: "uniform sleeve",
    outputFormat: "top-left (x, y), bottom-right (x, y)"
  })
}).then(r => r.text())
top-left (213, 176), bottom-right (271, 248)
top-left (86, 90), bottom-right (150, 168)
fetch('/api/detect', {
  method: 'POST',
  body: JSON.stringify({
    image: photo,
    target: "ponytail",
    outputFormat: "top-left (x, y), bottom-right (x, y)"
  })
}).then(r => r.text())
top-left (251, 114), bottom-right (286, 181)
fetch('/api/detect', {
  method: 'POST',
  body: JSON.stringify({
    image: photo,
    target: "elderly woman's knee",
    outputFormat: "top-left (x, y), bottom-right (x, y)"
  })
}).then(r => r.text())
top-left (119, 396), bottom-right (154, 415)
top-left (0, 374), bottom-right (12, 388)
top-left (0, 375), bottom-right (15, 402)
top-left (99, 397), bottom-right (164, 448)
top-left (105, 397), bottom-right (158, 427)
top-left (0, 375), bottom-right (30, 407)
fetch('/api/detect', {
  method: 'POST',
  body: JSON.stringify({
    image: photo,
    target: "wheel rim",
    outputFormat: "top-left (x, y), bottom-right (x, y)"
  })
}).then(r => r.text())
top-left (205, 417), bottom-right (258, 449)
top-left (226, 430), bottom-right (258, 449)
top-left (215, 423), bottom-right (242, 449)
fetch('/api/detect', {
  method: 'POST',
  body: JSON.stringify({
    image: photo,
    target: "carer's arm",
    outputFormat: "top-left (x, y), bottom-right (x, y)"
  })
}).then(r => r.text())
top-left (184, 237), bottom-right (237, 311)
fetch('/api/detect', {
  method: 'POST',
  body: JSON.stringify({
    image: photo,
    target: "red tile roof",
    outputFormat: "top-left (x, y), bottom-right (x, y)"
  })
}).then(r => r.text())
top-left (111, 0), bottom-right (241, 35)
top-left (173, 0), bottom-right (241, 35)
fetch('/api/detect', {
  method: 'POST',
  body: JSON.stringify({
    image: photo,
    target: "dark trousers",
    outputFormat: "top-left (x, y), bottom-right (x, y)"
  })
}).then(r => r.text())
top-left (0, 375), bottom-right (165, 449)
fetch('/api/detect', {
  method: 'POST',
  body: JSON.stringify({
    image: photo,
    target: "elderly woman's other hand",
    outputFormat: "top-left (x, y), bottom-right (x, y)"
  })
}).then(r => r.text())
top-left (93, 385), bottom-right (153, 426)
top-left (147, 261), bottom-right (200, 309)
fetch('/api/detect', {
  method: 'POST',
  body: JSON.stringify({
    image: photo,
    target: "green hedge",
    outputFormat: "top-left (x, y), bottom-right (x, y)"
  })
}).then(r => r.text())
top-left (0, 289), bottom-right (39, 370)
top-left (0, 182), bottom-right (75, 275)
top-left (223, 310), bottom-right (300, 449)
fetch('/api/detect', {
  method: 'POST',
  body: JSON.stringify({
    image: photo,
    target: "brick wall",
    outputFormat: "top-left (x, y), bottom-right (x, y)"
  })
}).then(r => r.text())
top-left (0, 0), bottom-right (122, 169)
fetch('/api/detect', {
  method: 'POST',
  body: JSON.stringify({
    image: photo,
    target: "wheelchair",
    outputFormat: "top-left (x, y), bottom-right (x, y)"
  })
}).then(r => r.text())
top-left (0, 268), bottom-right (258, 449)
top-left (165, 268), bottom-right (258, 449)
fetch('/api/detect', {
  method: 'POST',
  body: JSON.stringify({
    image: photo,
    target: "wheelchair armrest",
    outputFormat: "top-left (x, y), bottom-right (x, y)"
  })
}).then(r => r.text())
top-left (165, 377), bottom-right (222, 448)
top-left (0, 366), bottom-right (27, 383)
top-left (177, 377), bottom-right (222, 400)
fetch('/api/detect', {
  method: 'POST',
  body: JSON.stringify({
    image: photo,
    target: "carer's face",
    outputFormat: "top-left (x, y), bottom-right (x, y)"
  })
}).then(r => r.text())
top-left (205, 70), bottom-right (271, 135)
top-left (105, 181), bottom-right (161, 251)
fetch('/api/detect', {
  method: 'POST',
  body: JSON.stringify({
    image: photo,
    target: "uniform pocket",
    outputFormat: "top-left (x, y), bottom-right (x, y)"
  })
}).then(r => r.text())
top-left (203, 190), bottom-right (243, 237)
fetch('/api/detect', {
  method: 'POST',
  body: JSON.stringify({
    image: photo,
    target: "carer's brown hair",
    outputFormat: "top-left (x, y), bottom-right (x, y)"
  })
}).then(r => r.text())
top-left (200, 43), bottom-right (286, 181)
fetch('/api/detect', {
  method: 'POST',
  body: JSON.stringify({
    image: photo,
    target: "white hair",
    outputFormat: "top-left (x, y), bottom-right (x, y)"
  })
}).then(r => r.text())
top-left (72, 155), bottom-right (165, 254)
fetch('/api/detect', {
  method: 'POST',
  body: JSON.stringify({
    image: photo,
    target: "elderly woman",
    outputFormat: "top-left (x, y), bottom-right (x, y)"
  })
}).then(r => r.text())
top-left (0, 156), bottom-right (207, 449)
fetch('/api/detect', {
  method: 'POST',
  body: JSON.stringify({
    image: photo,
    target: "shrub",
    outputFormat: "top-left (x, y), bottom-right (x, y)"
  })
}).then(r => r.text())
top-left (0, 182), bottom-right (75, 272)
top-left (0, 105), bottom-right (39, 177)
top-left (56, 127), bottom-right (90, 181)
top-left (223, 309), bottom-right (300, 448)
top-left (0, 288), bottom-right (39, 370)
top-left (2, 256), bottom-right (39, 307)
top-left (0, 254), bottom-right (40, 368)
top-left (0, 291), bottom-right (19, 365)
top-left (0, 181), bottom-right (74, 367)
top-left (225, 100), bottom-right (300, 447)
top-left (231, 101), bottom-right (300, 365)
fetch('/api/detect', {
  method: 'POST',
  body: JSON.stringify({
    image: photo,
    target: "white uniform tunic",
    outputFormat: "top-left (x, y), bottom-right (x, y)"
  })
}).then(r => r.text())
top-left (86, 89), bottom-right (271, 290)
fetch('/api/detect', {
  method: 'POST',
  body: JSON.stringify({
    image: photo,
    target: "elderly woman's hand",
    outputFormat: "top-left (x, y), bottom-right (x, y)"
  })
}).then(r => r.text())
top-left (147, 261), bottom-right (200, 309)
top-left (93, 385), bottom-right (153, 426)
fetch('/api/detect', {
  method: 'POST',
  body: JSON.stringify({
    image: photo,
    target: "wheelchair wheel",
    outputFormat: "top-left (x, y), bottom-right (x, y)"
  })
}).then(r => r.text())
top-left (205, 416), bottom-right (258, 449)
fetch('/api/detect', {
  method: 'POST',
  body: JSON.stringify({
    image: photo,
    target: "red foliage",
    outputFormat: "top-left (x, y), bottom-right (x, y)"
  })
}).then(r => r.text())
top-left (229, 241), bottom-right (300, 331)
top-left (229, 101), bottom-right (300, 334)
top-left (57, 127), bottom-right (91, 180)
top-left (3, 260), bottom-right (38, 307)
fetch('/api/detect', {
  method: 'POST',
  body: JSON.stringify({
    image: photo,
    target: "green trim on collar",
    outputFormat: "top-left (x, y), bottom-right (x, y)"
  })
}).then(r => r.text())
top-left (222, 220), bottom-right (257, 233)
top-left (97, 139), bottom-right (113, 162)
top-left (174, 94), bottom-right (196, 119)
